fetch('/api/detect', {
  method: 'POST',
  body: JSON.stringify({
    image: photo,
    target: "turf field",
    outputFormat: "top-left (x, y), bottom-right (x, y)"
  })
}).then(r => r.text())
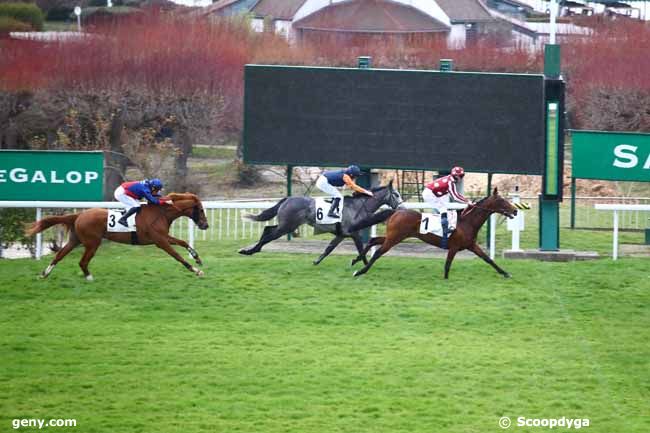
top-left (1, 240), bottom-right (648, 433)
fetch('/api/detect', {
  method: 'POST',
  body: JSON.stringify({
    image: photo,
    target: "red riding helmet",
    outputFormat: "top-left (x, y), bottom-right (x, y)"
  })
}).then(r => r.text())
top-left (451, 166), bottom-right (465, 179)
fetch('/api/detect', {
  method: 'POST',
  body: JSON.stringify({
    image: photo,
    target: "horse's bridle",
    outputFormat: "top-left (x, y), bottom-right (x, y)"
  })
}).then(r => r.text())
top-left (190, 204), bottom-right (201, 222)
top-left (148, 201), bottom-right (201, 227)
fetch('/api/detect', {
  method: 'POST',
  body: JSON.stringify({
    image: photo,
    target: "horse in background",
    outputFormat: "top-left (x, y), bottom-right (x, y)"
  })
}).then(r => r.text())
top-left (238, 181), bottom-right (403, 265)
top-left (350, 188), bottom-right (518, 279)
top-left (25, 193), bottom-right (209, 280)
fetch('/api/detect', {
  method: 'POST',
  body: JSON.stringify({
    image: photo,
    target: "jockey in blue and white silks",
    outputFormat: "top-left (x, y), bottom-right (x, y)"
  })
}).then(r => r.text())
top-left (113, 178), bottom-right (170, 227)
top-left (316, 165), bottom-right (373, 218)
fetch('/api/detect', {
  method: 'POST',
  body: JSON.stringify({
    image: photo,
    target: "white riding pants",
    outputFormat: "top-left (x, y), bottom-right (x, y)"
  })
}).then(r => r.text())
top-left (316, 175), bottom-right (343, 199)
top-left (114, 186), bottom-right (141, 208)
top-left (422, 188), bottom-right (450, 214)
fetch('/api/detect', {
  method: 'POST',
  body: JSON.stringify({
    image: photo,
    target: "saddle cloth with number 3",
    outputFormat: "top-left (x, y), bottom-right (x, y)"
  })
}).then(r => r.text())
top-left (419, 212), bottom-right (458, 236)
top-left (107, 209), bottom-right (137, 232)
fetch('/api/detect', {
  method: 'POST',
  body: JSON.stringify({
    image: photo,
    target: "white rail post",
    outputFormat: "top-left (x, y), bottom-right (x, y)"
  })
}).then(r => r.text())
top-left (612, 210), bottom-right (619, 260)
top-left (489, 213), bottom-right (496, 259)
top-left (507, 192), bottom-right (524, 252)
top-left (511, 218), bottom-right (520, 251)
top-left (550, 0), bottom-right (558, 44)
top-left (188, 218), bottom-right (195, 251)
top-left (35, 207), bottom-right (42, 260)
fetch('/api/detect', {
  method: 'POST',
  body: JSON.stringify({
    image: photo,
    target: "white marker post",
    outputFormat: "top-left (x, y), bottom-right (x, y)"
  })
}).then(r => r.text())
top-left (188, 219), bottom-right (195, 253)
top-left (35, 207), bottom-right (42, 260)
top-left (507, 190), bottom-right (525, 252)
top-left (550, 0), bottom-right (558, 44)
top-left (74, 6), bottom-right (81, 32)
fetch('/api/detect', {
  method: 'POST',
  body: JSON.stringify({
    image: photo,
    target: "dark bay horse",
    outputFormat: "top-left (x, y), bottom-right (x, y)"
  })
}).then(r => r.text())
top-left (238, 181), bottom-right (403, 264)
top-left (351, 188), bottom-right (518, 279)
top-left (26, 193), bottom-right (209, 280)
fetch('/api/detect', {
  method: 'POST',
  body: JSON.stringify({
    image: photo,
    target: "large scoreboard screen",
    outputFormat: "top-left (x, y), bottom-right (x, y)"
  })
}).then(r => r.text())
top-left (244, 65), bottom-right (546, 174)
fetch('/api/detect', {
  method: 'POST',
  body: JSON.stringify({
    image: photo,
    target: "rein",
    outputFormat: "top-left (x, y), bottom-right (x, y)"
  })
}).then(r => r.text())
top-left (461, 203), bottom-right (490, 217)
top-left (352, 188), bottom-right (391, 221)
top-left (353, 193), bottom-right (375, 220)
top-left (460, 201), bottom-right (512, 220)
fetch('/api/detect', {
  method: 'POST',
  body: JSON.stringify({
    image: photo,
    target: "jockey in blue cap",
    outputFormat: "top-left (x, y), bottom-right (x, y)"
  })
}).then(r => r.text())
top-left (113, 178), bottom-right (171, 227)
top-left (316, 165), bottom-right (373, 218)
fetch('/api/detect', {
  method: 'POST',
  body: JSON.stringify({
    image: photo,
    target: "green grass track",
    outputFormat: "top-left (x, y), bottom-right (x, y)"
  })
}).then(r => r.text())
top-left (1, 241), bottom-right (648, 432)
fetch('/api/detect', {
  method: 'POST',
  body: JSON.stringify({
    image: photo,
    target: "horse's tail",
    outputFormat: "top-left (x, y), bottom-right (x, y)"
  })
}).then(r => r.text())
top-left (25, 213), bottom-right (79, 236)
top-left (242, 198), bottom-right (289, 222)
top-left (348, 209), bottom-right (396, 232)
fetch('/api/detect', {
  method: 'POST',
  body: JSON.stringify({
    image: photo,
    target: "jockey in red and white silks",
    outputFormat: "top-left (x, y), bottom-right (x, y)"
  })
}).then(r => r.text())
top-left (422, 166), bottom-right (470, 247)
top-left (422, 166), bottom-right (470, 214)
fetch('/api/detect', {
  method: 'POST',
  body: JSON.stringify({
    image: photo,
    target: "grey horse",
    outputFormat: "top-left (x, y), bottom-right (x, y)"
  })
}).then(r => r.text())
top-left (238, 181), bottom-right (403, 265)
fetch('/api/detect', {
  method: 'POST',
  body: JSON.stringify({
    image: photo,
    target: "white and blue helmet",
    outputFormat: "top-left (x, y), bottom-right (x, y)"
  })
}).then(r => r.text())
top-left (147, 178), bottom-right (163, 190)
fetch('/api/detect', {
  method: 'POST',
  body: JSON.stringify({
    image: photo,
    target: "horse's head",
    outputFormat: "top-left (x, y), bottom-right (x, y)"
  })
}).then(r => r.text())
top-left (478, 187), bottom-right (518, 219)
top-left (165, 193), bottom-right (209, 230)
top-left (373, 180), bottom-right (404, 209)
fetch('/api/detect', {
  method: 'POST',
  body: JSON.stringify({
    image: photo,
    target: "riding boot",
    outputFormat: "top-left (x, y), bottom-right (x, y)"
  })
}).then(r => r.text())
top-left (327, 197), bottom-right (341, 218)
top-left (118, 207), bottom-right (139, 227)
top-left (440, 212), bottom-right (449, 249)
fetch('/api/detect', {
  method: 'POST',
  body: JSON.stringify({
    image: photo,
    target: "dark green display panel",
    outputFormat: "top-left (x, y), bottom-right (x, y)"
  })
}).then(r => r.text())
top-left (244, 65), bottom-right (546, 174)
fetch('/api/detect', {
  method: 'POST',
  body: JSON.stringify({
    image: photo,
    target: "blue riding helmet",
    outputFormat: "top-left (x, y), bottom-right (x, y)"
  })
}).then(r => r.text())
top-left (147, 178), bottom-right (163, 190)
top-left (346, 165), bottom-right (362, 177)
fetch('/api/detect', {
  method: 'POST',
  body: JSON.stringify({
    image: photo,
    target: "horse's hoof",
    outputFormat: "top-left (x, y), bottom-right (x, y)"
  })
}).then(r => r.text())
top-left (196, 260), bottom-right (203, 266)
top-left (503, 273), bottom-right (512, 279)
top-left (353, 270), bottom-right (361, 277)
top-left (85, 275), bottom-right (94, 282)
top-left (196, 270), bottom-right (204, 277)
top-left (238, 248), bottom-right (251, 255)
top-left (350, 259), bottom-right (358, 267)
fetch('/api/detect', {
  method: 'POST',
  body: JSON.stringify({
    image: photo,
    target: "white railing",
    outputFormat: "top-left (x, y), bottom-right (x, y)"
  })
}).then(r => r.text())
top-left (0, 200), bottom-right (499, 260)
top-left (595, 204), bottom-right (650, 260)
top-left (570, 196), bottom-right (650, 230)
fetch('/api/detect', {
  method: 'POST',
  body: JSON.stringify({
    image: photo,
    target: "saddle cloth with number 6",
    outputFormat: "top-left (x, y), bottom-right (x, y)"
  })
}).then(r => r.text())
top-left (314, 197), bottom-right (344, 225)
top-left (419, 212), bottom-right (458, 236)
top-left (107, 209), bottom-right (137, 232)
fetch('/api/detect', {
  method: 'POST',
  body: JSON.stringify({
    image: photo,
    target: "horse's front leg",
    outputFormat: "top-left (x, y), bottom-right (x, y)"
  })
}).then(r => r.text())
top-left (350, 232), bottom-right (369, 266)
top-left (313, 235), bottom-right (344, 265)
top-left (468, 243), bottom-right (511, 278)
top-left (167, 235), bottom-right (202, 266)
top-left (351, 236), bottom-right (385, 266)
top-left (154, 236), bottom-right (203, 277)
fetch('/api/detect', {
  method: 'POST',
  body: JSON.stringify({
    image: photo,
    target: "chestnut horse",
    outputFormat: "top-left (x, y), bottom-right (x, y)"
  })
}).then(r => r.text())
top-left (350, 188), bottom-right (518, 279)
top-left (26, 193), bottom-right (209, 280)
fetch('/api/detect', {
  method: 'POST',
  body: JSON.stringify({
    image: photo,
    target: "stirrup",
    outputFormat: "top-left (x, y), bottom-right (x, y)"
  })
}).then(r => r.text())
top-left (327, 210), bottom-right (340, 218)
top-left (440, 230), bottom-right (449, 250)
top-left (440, 213), bottom-right (449, 249)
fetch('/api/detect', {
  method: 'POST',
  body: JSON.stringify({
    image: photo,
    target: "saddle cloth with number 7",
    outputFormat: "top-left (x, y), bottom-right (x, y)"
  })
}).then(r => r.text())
top-left (419, 212), bottom-right (458, 236)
